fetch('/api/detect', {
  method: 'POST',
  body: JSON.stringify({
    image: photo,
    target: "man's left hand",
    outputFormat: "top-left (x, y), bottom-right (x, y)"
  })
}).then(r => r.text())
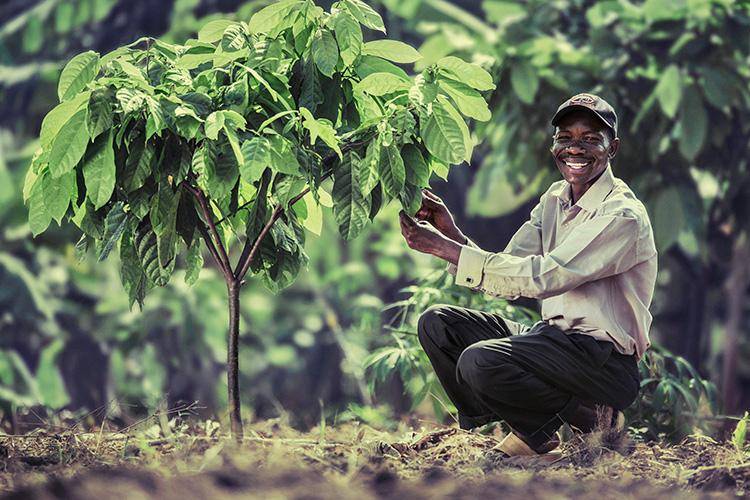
top-left (399, 210), bottom-right (461, 265)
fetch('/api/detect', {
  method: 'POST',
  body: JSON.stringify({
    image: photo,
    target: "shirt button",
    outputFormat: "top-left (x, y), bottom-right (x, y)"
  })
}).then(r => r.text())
top-left (466, 277), bottom-right (473, 283)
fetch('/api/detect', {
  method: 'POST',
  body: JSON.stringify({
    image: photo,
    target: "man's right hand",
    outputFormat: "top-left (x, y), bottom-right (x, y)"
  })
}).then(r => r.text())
top-left (415, 189), bottom-right (467, 245)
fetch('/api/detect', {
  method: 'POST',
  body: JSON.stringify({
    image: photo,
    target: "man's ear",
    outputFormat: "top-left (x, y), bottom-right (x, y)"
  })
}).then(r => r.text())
top-left (608, 137), bottom-right (620, 159)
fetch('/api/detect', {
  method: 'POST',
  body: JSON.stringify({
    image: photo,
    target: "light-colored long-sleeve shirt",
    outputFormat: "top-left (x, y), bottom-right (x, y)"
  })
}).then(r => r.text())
top-left (447, 164), bottom-right (657, 358)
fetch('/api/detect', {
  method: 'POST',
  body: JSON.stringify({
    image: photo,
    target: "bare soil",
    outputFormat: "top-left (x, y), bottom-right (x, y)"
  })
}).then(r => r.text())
top-left (0, 419), bottom-right (747, 499)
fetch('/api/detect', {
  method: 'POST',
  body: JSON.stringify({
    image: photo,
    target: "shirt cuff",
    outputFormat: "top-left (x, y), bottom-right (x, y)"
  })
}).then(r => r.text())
top-left (455, 245), bottom-right (488, 288)
top-left (446, 262), bottom-right (457, 276)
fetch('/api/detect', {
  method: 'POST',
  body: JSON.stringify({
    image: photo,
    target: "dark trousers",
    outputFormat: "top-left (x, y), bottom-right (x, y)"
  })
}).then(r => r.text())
top-left (417, 304), bottom-right (640, 449)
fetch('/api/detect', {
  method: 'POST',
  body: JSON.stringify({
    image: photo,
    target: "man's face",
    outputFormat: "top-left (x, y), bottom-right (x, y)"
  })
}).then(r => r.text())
top-left (550, 110), bottom-right (619, 189)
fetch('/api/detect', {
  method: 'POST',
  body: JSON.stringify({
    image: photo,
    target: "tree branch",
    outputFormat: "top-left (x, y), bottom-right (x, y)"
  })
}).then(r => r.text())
top-left (182, 182), bottom-right (234, 282)
top-left (235, 204), bottom-right (283, 281)
top-left (231, 134), bottom-right (376, 282)
top-left (233, 169), bottom-right (331, 282)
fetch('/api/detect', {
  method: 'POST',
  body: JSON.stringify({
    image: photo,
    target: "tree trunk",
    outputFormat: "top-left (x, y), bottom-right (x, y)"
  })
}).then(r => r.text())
top-left (722, 231), bottom-right (749, 416)
top-left (227, 280), bottom-right (243, 439)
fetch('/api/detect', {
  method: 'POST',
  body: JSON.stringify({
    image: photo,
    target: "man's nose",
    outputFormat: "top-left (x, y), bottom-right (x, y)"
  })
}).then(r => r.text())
top-left (565, 143), bottom-right (586, 155)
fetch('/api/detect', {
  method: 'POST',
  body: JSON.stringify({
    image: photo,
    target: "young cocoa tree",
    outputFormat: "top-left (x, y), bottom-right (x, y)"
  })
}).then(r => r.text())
top-left (24, 0), bottom-right (493, 438)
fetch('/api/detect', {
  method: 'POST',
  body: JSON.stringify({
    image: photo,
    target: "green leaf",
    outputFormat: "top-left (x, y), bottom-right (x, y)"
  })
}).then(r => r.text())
top-left (299, 108), bottom-right (342, 158)
top-left (299, 60), bottom-right (324, 112)
top-left (378, 144), bottom-right (405, 197)
top-left (22, 15), bottom-right (43, 54)
top-left (430, 156), bottom-right (449, 181)
top-left (135, 222), bottom-right (173, 286)
top-left (510, 61), bottom-right (538, 104)
top-left (401, 144), bottom-right (430, 187)
top-left (151, 183), bottom-right (179, 236)
top-left (301, 191), bottom-right (322, 235)
top-left (116, 87), bottom-right (145, 115)
top-left (208, 150), bottom-right (240, 201)
top-left (355, 55), bottom-right (409, 80)
top-left (643, 0), bottom-right (686, 22)
top-left (436, 56), bottom-right (495, 91)
top-left (87, 87), bottom-right (114, 140)
top-left (48, 109), bottom-right (89, 178)
top-left (678, 86), bottom-right (707, 161)
top-left (355, 72), bottom-right (410, 96)
top-left (41, 170), bottom-right (76, 224)
top-left (240, 137), bottom-right (271, 183)
top-left (198, 20), bottom-right (235, 43)
top-left (655, 65), bottom-right (682, 119)
top-left (343, 0), bottom-right (385, 33)
top-left (699, 66), bottom-right (736, 110)
top-left (652, 187), bottom-right (684, 251)
top-left (267, 135), bottom-right (302, 176)
top-left (145, 97), bottom-right (166, 139)
top-left (732, 412), bottom-right (748, 452)
top-left (124, 140), bottom-right (154, 192)
top-left (40, 91), bottom-right (90, 148)
top-left (98, 201), bottom-right (129, 261)
top-left (120, 232), bottom-right (148, 309)
top-left (224, 126), bottom-right (245, 168)
top-left (483, 1), bottom-right (527, 25)
top-left (221, 23), bottom-right (249, 51)
top-left (185, 241), bottom-right (204, 285)
top-left (58, 50), bottom-right (100, 102)
top-left (409, 74), bottom-right (438, 105)
top-left (333, 152), bottom-right (370, 240)
top-left (312, 29), bottom-right (339, 78)
top-left (399, 182), bottom-right (422, 215)
top-left (55, 2), bottom-right (74, 33)
top-left (334, 11), bottom-right (363, 66)
top-left (357, 144), bottom-right (379, 196)
top-left (420, 97), bottom-right (467, 164)
top-left (438, 77), bottom-right (491, 121)
top-left (113, 60), bottom-right (150, 88)
top-left (36, 340), bottom-right (69, 409)
top-left (28, 180), bottom-right (52, 237)
top-left (205, 111), bottom-right (225, 140)
top-left (192, 145), bottom-right (212, 193)
top-left (82, 131), bottom-right (116, 210)
top-left (248, 0), bottom-right (303, 34)
top-left (362, 40), bottom-right (422, 64)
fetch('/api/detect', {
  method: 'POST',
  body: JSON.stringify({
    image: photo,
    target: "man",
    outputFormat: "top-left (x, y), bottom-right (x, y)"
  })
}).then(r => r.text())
top-left (399, 93), bottom-right (657, 458)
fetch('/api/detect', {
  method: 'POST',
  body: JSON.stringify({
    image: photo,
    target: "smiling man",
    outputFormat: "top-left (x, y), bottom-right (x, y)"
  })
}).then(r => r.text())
top-left (399, 93), bottom-right (657, 459)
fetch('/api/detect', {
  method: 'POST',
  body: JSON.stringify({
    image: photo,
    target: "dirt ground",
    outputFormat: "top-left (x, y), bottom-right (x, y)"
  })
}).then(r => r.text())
top-left (0, 418), bottom-right (748, 499)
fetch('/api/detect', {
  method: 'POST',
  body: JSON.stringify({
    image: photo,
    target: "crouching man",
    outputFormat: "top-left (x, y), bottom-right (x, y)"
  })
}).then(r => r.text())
top-left (399, 94), bottom-right (657, 459)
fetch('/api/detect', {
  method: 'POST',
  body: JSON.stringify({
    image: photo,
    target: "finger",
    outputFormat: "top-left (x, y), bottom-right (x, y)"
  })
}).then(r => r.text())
top-left (399, 210), bottom-right (416, 226)
top-left (415, 208), bottom-right (430, 220)
top-left (422, 189), bottom-right (442, 203)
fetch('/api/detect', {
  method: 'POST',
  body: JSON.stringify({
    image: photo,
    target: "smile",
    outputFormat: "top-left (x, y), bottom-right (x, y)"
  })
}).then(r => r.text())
top-left (562, 158), bottom-right (592, 171)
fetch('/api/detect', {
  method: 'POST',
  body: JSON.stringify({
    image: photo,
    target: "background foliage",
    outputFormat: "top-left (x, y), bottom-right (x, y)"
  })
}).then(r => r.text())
top-left (1, 0), bottom-right (748, 441)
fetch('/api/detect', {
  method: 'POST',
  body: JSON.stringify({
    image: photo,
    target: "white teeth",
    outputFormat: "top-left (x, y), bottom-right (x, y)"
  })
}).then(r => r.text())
top-left (564, 159), bottom-right (589, 170)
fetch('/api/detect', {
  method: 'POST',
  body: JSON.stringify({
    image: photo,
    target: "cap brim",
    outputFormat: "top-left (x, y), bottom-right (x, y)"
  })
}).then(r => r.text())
top-left (551, 105), bottom-right (615, 134)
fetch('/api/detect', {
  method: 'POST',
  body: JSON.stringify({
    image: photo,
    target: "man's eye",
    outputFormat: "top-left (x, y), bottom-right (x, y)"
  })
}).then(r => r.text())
top-left (585, 137), bottom-right (601, 144)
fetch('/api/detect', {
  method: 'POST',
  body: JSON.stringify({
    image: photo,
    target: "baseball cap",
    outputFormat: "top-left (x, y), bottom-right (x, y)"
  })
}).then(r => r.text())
top-left (551, 93), bottom-right (618, 137)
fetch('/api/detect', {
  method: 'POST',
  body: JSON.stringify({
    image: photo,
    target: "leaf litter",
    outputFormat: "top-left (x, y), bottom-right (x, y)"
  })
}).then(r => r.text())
top-left (0, 417), bottom-right (748, 499)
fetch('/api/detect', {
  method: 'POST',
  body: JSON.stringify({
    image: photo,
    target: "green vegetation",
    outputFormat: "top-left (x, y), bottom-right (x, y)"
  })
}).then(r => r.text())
top-left (2, 0), bottom-right (750, 497)
top-left (22, 0), bottom-right (493, 437)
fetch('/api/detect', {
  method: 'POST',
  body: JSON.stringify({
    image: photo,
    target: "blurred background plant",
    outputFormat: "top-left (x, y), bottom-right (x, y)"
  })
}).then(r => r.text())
top-left (1, 0), bottom-right (748, 442)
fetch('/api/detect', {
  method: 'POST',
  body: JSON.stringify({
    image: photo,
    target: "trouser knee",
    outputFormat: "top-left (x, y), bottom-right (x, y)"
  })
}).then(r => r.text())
top-left (416, 304), bottom-right (451, 350)
top-left (457, 342), bottom-right (515, 394)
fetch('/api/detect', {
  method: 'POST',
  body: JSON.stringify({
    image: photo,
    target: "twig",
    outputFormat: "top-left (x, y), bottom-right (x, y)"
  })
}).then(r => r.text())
top-left (235, 204), bottom-right (284, 281)
top-left (182, 182), bottom-right (233, 281)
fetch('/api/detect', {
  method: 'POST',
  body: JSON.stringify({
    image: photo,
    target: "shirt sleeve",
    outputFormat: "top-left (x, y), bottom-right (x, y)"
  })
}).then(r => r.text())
top-left (446, 236), bottom-right (481, 276)
top-left (454, 214), bottom-right (641, 299)
top-left (502, 199), bottom-right (543, 257)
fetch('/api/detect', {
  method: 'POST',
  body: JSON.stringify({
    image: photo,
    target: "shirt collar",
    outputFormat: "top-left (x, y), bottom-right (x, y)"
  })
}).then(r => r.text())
top-left (551, 164), bottom-right (615, 212)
